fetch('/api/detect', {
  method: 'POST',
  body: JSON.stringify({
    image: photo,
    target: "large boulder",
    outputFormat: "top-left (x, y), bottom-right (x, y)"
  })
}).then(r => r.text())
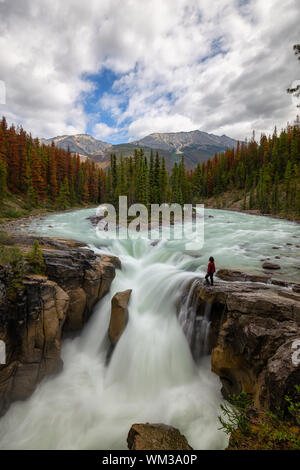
top-left (87, 215), bottom-right (104, 227)
top-left (127, 423), bottom-right (193, 450)
top-left (109, 289), bottom-right (132, 345)
top-left (217, 269), bottom-right (269, 283)
top-left (262, 262), bottom-right (280, 270)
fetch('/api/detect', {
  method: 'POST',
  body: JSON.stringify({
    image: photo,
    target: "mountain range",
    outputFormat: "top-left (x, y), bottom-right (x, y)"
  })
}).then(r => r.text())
top-left (41, 130), bottom-right (238, 169)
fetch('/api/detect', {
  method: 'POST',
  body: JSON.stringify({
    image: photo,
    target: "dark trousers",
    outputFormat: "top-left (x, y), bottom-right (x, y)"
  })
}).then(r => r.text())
top-left (205, 273), bottom-right (214, 285)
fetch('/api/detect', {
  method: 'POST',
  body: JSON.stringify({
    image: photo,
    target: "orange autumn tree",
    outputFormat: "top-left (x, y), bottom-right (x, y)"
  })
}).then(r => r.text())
top-left (0, 116), bottom-right (107, 209)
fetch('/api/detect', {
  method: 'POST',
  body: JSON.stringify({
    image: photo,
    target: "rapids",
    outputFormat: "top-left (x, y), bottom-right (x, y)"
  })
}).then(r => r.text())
top-left (0, 208), bottom-right (299, 449)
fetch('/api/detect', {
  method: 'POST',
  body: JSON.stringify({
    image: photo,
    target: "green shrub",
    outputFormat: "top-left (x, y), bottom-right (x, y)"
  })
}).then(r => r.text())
top-left (26, 240), bottom-right (46, 274)
top-left (219, 387), bottom-right (300, 450)
top-left (0, 207), bottom-right (26, 219)
top-left (218, 392), bottom-right (253, 439)
top-left (0, 245), bottom-right (25, 301)
top-left (0, 230), bottom-right (14, 245)
top-left (0, 245), bottom-right (24, 266)
top-left (285, 384), bottom-right (300, 425)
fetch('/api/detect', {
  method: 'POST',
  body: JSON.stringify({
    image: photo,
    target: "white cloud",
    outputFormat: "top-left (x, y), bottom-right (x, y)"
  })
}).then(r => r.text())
top-left (0, 80), bottom-right (5, 104)
top-left (93, 122), bottom-right (118, 140)
top-left (98, 93), bottom-right (126, 119)
top-left (128, 114), bottom-right (196, 141)
top-left (0, 0), bottom-right (299, 142)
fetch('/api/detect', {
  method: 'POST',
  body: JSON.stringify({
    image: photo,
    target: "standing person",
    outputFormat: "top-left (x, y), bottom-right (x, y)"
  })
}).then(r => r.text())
top-left (205, 256), bottom-right (215, 286)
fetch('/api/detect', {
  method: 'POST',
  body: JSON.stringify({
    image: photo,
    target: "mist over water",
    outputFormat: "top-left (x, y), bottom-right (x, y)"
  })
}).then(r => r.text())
top-left (0, 208), bottom-right (299, 449)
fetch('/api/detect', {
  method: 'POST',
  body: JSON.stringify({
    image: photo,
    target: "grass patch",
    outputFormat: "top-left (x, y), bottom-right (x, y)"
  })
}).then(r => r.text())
top-left (0, 230), bottom-right (14, 245)
top-left (0, 206), bottom-right (28, 219)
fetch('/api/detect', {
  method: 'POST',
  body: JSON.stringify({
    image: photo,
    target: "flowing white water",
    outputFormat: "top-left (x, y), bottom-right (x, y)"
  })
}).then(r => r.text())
top-left (179, 279), bottom-right (213, 361)
top-left (0, 208), bottom-right (299, 450)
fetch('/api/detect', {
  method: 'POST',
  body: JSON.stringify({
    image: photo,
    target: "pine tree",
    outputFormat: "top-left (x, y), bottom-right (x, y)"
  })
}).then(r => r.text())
top-left (31, 149), bottom-right (46, 201)
top-left (49, 145), bottom-right (58, 202)
top-left (82, 179), bottom-right (89, 205)
top-left (159, 157), bottom-right (168, 203)
top-left (178, 156), bottom-right (187, 203)
top-left (193, 164), bottom-right (203, 202)
top-left (287, 44), bottom-right (300, 108)
top-left (25, 183), bottom-right (37, 210)
top-left (249, 186), bottom-right (254, 209)
top-left (284, 161), bottom-right (292, 213)
top-left (136, 157), bottom-right (148, 206)
top-left (20, 149), bottom-right (31, 193)
top-left (69, 177), bottom-right (77, 206)
top-left (56, 178), bottom-right (70, 210)
top-left (241, 191), bottom-right (247, 210)
top-left (0, 158), bottom-right (6, 203)
top-left (149, 150), bottom-right (155, 204)
top-left (153, 152), bottom-right (161, 204)
top-left (117, 155), bottom-right (128, 197)
top-left (271, 173), bottom-right (280, 213)
top-left (110, 154), bottom-right (118, 205)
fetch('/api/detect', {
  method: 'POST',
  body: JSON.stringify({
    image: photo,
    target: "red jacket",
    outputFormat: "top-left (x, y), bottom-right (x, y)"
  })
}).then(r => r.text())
top-left (207, 262), bottom-right (215, 274)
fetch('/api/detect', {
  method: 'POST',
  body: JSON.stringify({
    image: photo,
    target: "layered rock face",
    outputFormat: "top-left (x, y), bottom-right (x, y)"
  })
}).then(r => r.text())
top-left (42, 247), bottom-right (120, 331)
top-left (0, 237), bottom-right (120, 415)
top-left (127, 423), bottom-right (193, 450)
top-left (182, 272), bottom-right (300, 411)
top-left (0, 275), bottom-right (69, 414)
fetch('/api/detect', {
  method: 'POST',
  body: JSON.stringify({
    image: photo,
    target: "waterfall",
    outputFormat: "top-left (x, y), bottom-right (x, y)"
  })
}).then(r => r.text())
top-left (196, 302), bottom-right (212, 358)
top-left (0, 209), bottom-right (232, 450)
top-left (1, 206), bottom-right (296, 449)
top-left (179, 279), bottom-right (212, 362)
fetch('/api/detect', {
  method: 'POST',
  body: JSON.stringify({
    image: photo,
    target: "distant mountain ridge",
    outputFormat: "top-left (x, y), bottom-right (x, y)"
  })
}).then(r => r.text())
top-left (41, 129), bottom-right (238, 169)
top-left (40, 134), bottom-right (112, 156)
top-left (134, 130), bottom-right (237, 153)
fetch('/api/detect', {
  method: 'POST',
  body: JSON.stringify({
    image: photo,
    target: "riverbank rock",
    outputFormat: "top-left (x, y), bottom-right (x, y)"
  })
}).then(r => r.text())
top-left (0, 236), bottom-right (121, 415)
top-left (181, 274), bottom-right (300, 412)
top-left (217, 269), bottom-right (269, 283)
top-left (87, 215), bottom-right (119, 232)
top-left (127, 424), bottom-right (193, 450)
top-left (293, 284), bottom-right (300, 294)
top-left (0, 275), bottom-right (69, 415)
top-left (109, 289), bottom-right (132, 345)
top-left (259, 338), bottom-right (300, 410)
top-left (41, 243), bottom-right (121, 331)
top-left (262, 262), bottom-right (280, 270)
top-left (87, 215), bottom-right (104, 226)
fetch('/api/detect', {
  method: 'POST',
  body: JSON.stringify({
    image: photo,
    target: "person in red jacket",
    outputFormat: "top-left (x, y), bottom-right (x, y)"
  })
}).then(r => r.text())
top-left (205, 256), bottom-right (215, 286)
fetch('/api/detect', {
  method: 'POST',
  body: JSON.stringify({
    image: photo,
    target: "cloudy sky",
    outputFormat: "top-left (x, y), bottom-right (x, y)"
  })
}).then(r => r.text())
top-left (0, 0), bottom-right (299, 143)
